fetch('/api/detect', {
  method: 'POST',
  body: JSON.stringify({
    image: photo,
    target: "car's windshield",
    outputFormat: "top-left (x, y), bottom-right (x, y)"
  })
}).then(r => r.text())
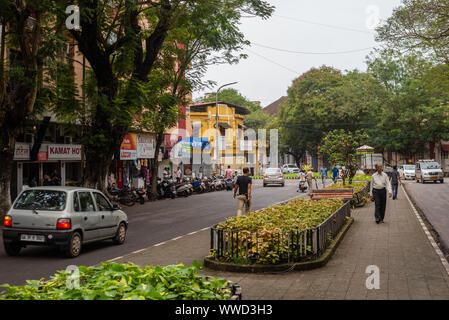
top-left (267, 168), bottom-right (281, 174)
top-left (14, 190), bottom-right (67, 211)
top-left (421, 162), bottom-right (440, 169)
top-left (288, 165), bottom-right (297, 168)
top-left (403, 165), bottom-right (416, 170)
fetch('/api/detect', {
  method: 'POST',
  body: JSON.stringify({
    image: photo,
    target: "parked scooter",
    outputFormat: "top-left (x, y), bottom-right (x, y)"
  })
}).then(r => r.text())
top-left (192, 178), bottom-right (205, 193)
top-left (175, 180), bottom-right (191, 197)
top-left (159, 178), bottom-right (177, 199)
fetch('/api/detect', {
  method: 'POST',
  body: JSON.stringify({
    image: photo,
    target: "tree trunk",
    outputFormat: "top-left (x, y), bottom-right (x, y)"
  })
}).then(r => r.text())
top-left (0, 132), bottom-right (15, 218)
top-left (149, 132), bottom-right (164, 201)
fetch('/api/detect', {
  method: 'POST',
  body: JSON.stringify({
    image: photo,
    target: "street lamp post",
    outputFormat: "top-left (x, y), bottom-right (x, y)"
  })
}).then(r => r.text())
top-left (214, 82), bottom-right (238, 174)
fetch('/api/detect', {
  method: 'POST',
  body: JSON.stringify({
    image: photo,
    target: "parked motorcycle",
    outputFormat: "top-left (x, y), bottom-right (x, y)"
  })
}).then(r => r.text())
top-left (108, 186), bottom-right (136, 206)
top-left (133, 187), bottom-right (146, 204)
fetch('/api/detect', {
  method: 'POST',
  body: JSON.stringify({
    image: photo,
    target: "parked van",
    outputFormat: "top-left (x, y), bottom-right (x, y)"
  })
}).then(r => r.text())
top-left (415, 160), bottom-right (444, 184)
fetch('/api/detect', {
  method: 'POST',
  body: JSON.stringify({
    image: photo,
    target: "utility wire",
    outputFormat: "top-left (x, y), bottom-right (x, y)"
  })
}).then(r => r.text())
top-left (252, 42), bottom-right (376, 55)
top-left (273, 14), bottom-right (374, 35)
top-left (245, 48), bottom-right (300, 75)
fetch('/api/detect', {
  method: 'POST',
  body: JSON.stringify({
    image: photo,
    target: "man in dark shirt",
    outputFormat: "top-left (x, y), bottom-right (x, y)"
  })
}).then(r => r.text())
top-left (233, 167), bottom-right (252, 216)
top-left (389, 166), bottom-right (401, 200)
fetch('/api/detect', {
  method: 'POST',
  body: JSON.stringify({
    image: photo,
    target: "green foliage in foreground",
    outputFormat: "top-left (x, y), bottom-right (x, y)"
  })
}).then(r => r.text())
top-left (0, 262), bottom-right (231, 300)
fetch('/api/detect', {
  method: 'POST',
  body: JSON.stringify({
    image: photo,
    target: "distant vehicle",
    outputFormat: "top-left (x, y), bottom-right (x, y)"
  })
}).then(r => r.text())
top-left (263, 167), bottom-right (285, 187)
top-left (398, 164), bottom-right (416, 180)
top-left (281, 164), bottom-right (300, 174)
top-left (415, 160), bottom-right (444, 184)
top-left (2, 187), bottom-right (128, 258)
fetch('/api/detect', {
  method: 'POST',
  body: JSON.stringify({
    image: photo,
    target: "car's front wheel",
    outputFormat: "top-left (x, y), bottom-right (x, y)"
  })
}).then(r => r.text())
top-left (4, 242), bottom-right (21, 256)
top-left (113, 222), bottom-right (127, 245)
top-left (65, 232), bottom-right (82, 258)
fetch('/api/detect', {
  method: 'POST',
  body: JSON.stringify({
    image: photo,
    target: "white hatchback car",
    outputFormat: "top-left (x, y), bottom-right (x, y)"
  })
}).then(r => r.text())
top-left (2, 187), bottom-right (128, 258)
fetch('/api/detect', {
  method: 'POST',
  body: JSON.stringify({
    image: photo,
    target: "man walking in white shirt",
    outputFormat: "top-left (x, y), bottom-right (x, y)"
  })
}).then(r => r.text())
top-left (370, 163), bottom-right (392, 224)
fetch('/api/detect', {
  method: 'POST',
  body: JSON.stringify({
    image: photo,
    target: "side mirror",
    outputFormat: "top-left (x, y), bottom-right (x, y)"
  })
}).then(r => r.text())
top-left (112, 204), bottom-right (121, 211)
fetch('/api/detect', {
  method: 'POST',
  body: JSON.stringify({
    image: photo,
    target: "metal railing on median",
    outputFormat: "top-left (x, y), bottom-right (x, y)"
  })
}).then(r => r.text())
top-left (210, 200), bottom-right (352, 264)
top-left (353, 181), bottom-right (370, 206)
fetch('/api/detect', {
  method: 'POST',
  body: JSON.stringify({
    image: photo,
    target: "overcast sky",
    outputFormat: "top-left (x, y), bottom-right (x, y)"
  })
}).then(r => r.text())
top-left (192, 0), bottom-right (403, 107)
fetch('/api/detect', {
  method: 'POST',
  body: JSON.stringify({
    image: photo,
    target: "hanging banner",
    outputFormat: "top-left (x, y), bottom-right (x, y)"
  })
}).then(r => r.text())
top-left (137, 134), bottom-right (155, 159)
top-left (120, 133), bottom-right (137, 160)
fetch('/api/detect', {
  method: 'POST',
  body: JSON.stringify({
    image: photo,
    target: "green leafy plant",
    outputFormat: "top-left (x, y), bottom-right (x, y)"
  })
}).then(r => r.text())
top-left (215, 198), bottom-right (344, 264)
top-left (0, 262), bottom-right (231, 300)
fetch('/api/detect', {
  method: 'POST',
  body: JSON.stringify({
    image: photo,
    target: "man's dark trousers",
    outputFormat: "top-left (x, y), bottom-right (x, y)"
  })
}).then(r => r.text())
top-left (392, 183), bottom-right (398, 200)
top-left (373, 188), bottom-right (387, 222)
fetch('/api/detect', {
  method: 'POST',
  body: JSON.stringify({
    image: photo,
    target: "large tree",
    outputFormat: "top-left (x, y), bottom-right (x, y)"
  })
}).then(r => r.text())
top-left (0, 0), bottom-right (66, 216)
top-left (376, 0), bottom-right (449, 65)
top-left (278, 66), bottom-right (383, 167)
top-left (366, 50), bottom-right (449, 158)
top-left (54, 0), bottom-right (273, 192)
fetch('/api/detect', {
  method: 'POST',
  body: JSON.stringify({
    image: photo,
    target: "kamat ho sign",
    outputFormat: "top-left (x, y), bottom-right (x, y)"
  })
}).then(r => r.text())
top-left (48, 144), bottom-right (82, 160)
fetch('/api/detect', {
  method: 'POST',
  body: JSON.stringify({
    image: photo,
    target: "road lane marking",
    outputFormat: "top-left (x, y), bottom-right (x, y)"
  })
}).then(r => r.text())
top-left (107, 256), bottom-right (123, 262)
top-left (103, 185), bottom-right (310, 264)
top-left (402, 184), bottom-right (449, 276)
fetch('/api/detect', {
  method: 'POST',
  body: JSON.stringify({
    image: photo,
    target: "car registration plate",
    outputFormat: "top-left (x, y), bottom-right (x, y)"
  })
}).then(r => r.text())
top-left (20, 234), bottom-right (45, 242)
top-left (431, 176), bottom-right (437, 179)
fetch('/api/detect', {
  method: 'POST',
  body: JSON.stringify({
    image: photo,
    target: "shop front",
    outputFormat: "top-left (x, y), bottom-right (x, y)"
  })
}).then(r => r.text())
top-left (110, 133), bottom-right (156, 189)
top-left (13, 143), bottom-right (83, 200)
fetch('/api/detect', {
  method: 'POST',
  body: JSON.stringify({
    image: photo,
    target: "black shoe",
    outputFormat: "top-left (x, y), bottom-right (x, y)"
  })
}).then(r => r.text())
top-left (376, 220), bottom-right (380, 224)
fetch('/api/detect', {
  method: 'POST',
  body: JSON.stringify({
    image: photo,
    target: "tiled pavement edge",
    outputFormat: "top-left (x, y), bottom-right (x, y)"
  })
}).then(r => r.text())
top-left (113, 186), bottom-right (449, 300)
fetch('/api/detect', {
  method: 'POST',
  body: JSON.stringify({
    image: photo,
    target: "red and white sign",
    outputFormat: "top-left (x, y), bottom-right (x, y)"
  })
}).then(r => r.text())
top-left (48, 144), bottom-right (82, 160)
top-left (38, 151), bottom-right (48, 162)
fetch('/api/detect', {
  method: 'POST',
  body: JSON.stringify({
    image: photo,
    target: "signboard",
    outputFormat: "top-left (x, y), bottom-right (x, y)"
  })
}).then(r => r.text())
top-left (37, 151), bottom-right (48, 162)
top-left (48, 144), bottom-right (82, 160)
top-left (137, 134), bottom-right (155, 159)
top-left (14, 143), bottom-right (30, 160)
top-left (120, 133), bottom-right (137, 160)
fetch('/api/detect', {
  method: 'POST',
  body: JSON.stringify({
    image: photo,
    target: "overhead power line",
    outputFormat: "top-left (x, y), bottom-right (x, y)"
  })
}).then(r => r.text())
top-left (252, 42), bottom-right (376, 55)
top-left (274, 14), bottom-right (374, 35)
top-left (245, 48), bottom-right (300, 75)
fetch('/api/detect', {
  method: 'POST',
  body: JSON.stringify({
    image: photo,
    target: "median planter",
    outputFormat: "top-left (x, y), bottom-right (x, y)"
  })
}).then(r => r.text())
top-left (205, 198), bottom-right (352, 272)
top-left (325, 181), bottom-right (370, 207)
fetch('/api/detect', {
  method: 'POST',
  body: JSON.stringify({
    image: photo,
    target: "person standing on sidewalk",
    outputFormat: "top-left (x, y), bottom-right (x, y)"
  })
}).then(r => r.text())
top-left (389, 166), bottom-right (401, 200)
top-left (370, 163), bottom-right (392, 224)
top-left (233, 167), bottom-right (252, 216)
top-left (225, 166), bottom-right (233, 180)
top-left (319, 166), bottom-right (328, 187)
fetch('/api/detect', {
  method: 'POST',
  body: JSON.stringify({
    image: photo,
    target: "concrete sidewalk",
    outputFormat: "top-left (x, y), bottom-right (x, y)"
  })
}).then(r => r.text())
top-left (113, 186), bottom-right (449, 300)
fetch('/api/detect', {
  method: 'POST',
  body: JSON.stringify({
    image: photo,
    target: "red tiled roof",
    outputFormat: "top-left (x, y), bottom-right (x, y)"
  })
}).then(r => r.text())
top-left (262, 96), bottom-right (287, 115)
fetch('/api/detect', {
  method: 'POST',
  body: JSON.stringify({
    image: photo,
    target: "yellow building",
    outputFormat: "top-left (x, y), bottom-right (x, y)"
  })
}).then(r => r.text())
top-left (187, 101), bottom-right (264, 176)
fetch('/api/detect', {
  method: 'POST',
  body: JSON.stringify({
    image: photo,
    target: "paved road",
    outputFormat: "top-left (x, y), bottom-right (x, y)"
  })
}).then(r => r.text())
top-left (403, 177), bottom-right (449, 252)
top-left (0, 179), bottom-right (325, 286)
